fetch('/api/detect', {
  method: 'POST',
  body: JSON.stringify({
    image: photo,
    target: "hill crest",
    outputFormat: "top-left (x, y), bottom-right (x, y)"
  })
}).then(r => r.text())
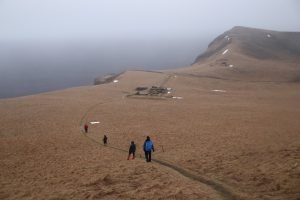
top-left (189, 26), bottom-right (300, 82)
top-left (195, 26), bottom-right (300, 63)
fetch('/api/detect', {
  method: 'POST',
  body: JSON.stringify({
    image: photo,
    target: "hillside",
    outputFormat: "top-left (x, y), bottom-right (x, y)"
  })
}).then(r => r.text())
top-left (188, 26), bottom-right (300, 82)
top-left (1, 27), bottom-right (300, 200)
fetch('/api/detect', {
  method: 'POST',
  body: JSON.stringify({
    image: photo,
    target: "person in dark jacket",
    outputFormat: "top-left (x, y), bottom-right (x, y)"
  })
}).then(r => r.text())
top-left (143, 136), bottom-right (155, 162)
top-left (127, 141), bottom-right (136, 160)
top-left (103, 135), bottom-right (108, 145)
top-left (84, 124), bottom-right (88, 133)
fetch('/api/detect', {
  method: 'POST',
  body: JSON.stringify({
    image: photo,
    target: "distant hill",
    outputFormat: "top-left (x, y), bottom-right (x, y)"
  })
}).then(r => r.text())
top-left (189, 26), bottom-right (300, 82)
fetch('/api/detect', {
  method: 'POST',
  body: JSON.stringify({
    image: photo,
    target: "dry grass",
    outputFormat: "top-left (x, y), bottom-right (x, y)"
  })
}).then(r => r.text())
top-left (1, 68), bottom-right (299, 199)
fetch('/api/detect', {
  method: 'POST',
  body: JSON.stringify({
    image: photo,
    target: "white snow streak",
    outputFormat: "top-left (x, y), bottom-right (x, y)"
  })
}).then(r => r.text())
top-left (222, 49), bottom-right (229, 55)
top-left (90, 121), bottom-right (100, 125)
top-left (212, 90), bottom-right (226, 93)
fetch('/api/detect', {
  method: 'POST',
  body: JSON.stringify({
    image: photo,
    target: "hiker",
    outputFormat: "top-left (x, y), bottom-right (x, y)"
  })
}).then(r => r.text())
top-left (84, 124), bottom-right (88, 133)
top-left (143, 136), bottom-right (155, 162)
top-left (127, 141), bottom-right (136, 160)
top-left (103, 135), bottom-right (108, 145)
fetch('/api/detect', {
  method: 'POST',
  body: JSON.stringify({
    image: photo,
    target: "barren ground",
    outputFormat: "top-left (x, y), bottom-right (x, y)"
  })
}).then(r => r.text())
top-left (0, 70), bottom-right (299, 200)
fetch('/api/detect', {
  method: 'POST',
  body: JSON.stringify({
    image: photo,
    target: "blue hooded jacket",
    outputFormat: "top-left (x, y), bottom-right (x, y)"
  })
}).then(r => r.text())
top-left (144, 137), bottom-right (154, 152)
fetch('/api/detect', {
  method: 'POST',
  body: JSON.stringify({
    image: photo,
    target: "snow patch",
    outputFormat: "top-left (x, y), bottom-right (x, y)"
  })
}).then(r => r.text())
top-left (229, 65), bottom-right (234, 68)
top-left (224, 35), bottom-right (230, 41)
top-left (113, 80), bottom-right (119, 83)
top-left (90, 121), bottom-right (100, 125)
top-left (267, 34), bottom-right (271, 38)
top-left (212, 90), bottom-right (226, 93)
top-left (172, 96), bottom-right (183, 99)
top-left (222, 49), bottom-right (229, 55)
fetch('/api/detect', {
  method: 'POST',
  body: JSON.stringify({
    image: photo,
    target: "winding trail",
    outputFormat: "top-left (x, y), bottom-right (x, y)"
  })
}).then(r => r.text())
top-left (78, 72), bottom-right (239, 200)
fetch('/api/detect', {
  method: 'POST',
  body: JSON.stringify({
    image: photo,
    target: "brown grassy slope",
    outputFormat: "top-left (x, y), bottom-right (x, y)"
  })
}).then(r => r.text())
top-left (0, 73), bottom-right (220, 200)
top-left (88, 69), bottom-right (300, 199)
top-left (0, 69), bottom-right (299, 199)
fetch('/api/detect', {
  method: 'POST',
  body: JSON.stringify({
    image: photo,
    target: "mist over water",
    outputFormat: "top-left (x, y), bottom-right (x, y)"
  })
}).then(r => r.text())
top-left (1, 0), bottom-right (300, 99)
top-left (0, 38), bottom-right (210, 98)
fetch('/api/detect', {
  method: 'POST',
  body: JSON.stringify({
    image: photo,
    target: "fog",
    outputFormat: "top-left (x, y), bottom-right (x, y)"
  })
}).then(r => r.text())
top-left (0, 0), bottom-right (300, 98)
top-left (0, 38), bottom-right (209, 98)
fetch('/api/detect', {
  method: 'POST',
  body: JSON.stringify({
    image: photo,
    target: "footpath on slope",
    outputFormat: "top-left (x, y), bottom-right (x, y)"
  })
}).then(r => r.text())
top-left (78, 72), bottom-right (240, 200)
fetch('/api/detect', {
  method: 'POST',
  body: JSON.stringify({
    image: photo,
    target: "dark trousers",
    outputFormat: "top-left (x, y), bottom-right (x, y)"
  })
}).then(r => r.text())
top-left (144, 151), bottom-right (152, 162)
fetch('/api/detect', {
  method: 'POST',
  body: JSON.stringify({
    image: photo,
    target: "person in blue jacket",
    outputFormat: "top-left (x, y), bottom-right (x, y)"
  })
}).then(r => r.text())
top-left (143, 136), bottom-right (155, 162)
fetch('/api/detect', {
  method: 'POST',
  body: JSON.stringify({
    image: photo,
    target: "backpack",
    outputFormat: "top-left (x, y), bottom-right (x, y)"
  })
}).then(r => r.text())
top-left (145, 141), bottom-right (153, 151)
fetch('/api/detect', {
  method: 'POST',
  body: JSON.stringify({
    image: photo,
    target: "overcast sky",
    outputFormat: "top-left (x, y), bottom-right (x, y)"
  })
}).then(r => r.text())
top-left (0, 0), bottom-right (300, 41)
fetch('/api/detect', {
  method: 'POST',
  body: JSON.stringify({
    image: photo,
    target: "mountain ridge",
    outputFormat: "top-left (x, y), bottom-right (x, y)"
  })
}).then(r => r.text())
top-left (195, 26), bottom-right (300, 63)
top-left (184, 26), bottom-right (300, 82)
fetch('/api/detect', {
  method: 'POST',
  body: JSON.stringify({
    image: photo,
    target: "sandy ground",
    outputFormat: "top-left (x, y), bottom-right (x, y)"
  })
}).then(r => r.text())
top-left (1, 70), bottom-right (300, 199)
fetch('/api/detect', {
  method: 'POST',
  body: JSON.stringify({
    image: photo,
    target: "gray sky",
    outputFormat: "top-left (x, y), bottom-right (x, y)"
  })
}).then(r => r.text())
top-left (0, 0), bottom-right (300, 41)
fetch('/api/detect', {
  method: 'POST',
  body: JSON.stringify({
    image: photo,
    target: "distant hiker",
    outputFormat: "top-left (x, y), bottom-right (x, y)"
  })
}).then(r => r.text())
top-left (103, 135), bottom-right (108, 145)
top-left (127, 141), bottom-right (136, 160)
top-left (84, 124), bottom-right (88, 133)
top-left (143, 136), bottom-right (155, 162)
